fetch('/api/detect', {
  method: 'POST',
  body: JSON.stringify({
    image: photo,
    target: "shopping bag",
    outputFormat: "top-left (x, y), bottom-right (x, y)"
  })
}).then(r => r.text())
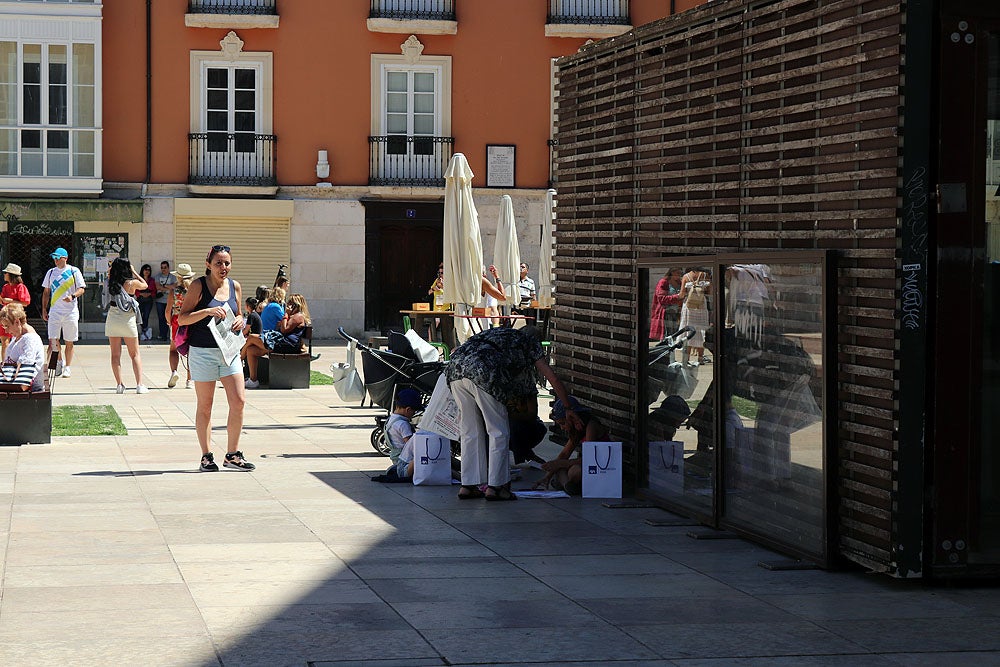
top-left (404, 329), bottom-right (440, 363)
top-left (582, 441), bottom-right (623, 498)
top-left (331, 340), bottom-right (365, 403)
top-left (648, 440), bottom-right (683, 497)
top-left (411, 431), bottom-right (452, 485)
top-left (419, 375), bottom-right (461, 441)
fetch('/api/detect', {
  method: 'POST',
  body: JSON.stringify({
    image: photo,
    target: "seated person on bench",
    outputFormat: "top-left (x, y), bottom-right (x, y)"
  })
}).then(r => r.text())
top-left (0, 303), bottom-right (45, 391)
top-left (244, 293), bottom-right (310, 389)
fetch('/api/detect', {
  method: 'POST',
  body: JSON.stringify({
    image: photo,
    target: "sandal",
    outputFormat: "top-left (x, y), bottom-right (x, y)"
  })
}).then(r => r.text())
top-left (484, 485), bottom-right (517, 502)
top-left (457, 485), bottom-right (485, 500)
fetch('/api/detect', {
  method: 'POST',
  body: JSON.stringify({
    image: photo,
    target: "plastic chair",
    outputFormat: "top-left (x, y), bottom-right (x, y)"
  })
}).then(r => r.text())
top-left (402, 315), bottom-right (412, 332)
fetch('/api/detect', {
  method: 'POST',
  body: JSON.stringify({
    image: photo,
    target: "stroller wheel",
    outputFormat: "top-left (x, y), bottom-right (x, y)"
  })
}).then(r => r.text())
top-left (370, 426), bottom-right (391, 456)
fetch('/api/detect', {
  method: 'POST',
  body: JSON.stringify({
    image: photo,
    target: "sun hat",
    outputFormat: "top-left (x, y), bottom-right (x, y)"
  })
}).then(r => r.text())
top-left (2, 262), bottom-right (21, 276)
top-left (396, 388), bottom-right (422, 409)
top-left (50, 247), bottom-right (68, 259)
top-left (171, 263), bottom-right (196, 279)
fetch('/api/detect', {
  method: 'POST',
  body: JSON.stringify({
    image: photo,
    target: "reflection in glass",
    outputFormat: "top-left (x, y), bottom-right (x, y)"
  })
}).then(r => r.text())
top-left (723, 263), bottom-right (824, 556)
top-left (645, 265), bottom-right (715, 516)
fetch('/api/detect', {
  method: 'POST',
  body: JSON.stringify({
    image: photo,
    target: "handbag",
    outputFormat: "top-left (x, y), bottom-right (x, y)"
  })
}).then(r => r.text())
top-left (174, 325), bottom-right (190, 356)
top-left (411, 431), bottom-right (453, 485)
top-left (331, 340), bottom-right (365, 403)
top-left (582, 441), bottom-right (623, 498)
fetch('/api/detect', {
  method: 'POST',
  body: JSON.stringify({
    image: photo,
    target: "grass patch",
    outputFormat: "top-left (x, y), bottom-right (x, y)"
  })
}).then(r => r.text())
top-left (731, 396), bottom-right (759, 420)
top-left (52, 405), bottom-right (127, 436)
top-left (310, 370), bottom-right (334, 386)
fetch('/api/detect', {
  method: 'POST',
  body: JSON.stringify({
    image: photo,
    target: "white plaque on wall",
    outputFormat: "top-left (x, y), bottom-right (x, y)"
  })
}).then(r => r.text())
top-left (486, 144), bottom-right (516, 188)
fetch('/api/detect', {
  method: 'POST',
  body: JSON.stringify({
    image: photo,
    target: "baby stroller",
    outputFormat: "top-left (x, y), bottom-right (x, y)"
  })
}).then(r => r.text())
top-left (337, 327), bottom-right (445, 456)
top-left (647, 326), bottom-right (698, 405)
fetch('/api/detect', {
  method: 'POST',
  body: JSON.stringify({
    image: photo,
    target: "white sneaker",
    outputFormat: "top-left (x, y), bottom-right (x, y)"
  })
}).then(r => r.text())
top-left (185, 379), bottom-right (193, 389)
top-left (115, 384), bottom-right (125, 394)
top-left (61, 365), bottom-right (72, 378)
top-left (136, 384), bottom-right (149, 394)
top-left (168, 371), bottom-right (180, 388)
top-left (244, 379), bottom-right (259, 389)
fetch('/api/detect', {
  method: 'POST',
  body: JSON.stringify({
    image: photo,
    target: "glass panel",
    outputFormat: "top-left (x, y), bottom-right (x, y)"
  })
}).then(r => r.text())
top-left (207, 133), bottom-right (228, 152)
top-left (48, 129), bottom-right (68, 149)
top-left (413, 114), bottom-right (433, 135)
top-left (723, 261), bottom-right (824, 557)
top-left (73, 129), bottom-right (94, 176)
top-left (413, 92), bottom-right (434, 114)
top-left (978, 33), bottom-right (1000, 562)
top-left (413, 72), bottom-right (434, 92)
top-left (387, 71), bottom-right (407, 92)
top-left (73, 153), bottom-right (93, 176)
top-left (207, 90), bottom-right (228, 110)
top-left (234, 111), bottom-right (254, 132)
top-left (72, 44), bottom-right (94, 85)
top-left (23, 45), bottom-right (41, 126)
top-left (234, 68), bottom-right (255, 89)
top-left (644, 265), bottom-right (716, 516)
top-left (207, 111), bottom-right (227, 132)
top-left (0, 129), bottom-right (15, 175)
top-left (234, 90), bottom-right (254, 111)
top-left (207, 68), bottom-right (227, 89)
top-left (386, 92), bottom-right (407, 114)
top-left (0, 42), bottom-right (16, 125)
top-left (386, 114), bottom-right (406, 134)
top-left (73, 87), bottom-right (94, 126)
top-left (234, 133), bottom-right (255, 153)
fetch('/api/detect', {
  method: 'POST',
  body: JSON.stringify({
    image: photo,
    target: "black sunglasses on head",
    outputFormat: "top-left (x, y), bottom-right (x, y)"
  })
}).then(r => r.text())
top-left (207, 245), bottom-right (231, 260)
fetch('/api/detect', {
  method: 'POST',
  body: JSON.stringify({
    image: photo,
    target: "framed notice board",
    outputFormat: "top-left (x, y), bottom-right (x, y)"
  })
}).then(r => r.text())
top-left (486, 144), bottom-right (516, 188)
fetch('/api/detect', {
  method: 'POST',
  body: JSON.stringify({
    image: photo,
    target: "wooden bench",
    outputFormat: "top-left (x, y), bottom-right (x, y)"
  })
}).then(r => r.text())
top-left (258, 326), bottom-right (316, 389)
top-left (0, 350), bottom-right (58, 445)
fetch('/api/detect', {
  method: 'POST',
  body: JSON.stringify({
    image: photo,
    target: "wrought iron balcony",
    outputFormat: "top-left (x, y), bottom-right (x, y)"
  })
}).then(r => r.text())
top-left (368, 135), bottom-right (453, 187)
top-left (188, 0), bottom-right (277, 15)
top-left (189, 133), bottom-right (277, 188)
top-left (369, 0), bottom-right (455, 22)
top-left (547, 0), bottom-right (629, 25)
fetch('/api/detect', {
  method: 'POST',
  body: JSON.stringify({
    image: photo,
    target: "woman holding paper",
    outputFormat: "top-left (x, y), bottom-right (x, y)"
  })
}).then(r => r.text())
top-left (177, 245), bottom-right (253, 472)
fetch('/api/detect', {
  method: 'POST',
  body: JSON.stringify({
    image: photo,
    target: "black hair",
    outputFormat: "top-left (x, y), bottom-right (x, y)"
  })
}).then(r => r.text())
top-left (246, 296), bottom-right (259, 310)
top-left (140, 263), bottom-right (152, 277)
top-left (108, 257), bottom-right (132, 294)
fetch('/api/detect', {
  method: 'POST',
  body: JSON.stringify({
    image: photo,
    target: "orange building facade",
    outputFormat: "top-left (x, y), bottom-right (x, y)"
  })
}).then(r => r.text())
top-left (0, 0), bottom-right (701, 336)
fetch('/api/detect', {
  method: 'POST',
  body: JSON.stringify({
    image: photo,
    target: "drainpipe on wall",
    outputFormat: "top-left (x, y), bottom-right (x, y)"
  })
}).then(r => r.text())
top-left (144, 0), bottom-right (152, 191)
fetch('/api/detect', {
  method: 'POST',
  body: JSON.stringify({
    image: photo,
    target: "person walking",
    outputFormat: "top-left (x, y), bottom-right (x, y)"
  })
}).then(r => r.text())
top-left (445, 325), bottom-right (582, 501)
top-left (177, 245), bottom-right (254, 472)
top-left (1, 263), bottom-right (31, 359)
top-left (41, 247), bottom-right (86, 378)
top-left (153, 260), bottom-right (177, 341)
top-left (104, 257), bottom-right (148, 394)
top-left (135, 264), bottom-right (156, 341)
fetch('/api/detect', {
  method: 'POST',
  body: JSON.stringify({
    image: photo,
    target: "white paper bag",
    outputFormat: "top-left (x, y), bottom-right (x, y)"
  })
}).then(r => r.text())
top-left (411, 432), bottom-right (452, 485)
top-left (331, 340), bottom-right (365, 403)
top-left (648, 441), bottom-right (684, 497)
top-left (418, 375), bottom-right (461, 441)
top-left (582, 441), bottom-right (623, 499)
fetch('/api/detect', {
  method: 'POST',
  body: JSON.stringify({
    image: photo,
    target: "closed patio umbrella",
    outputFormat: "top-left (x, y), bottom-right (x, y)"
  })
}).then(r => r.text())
top-left (493, 194), bottom-right (521, 308)
top-left (537, 188), bottom-right (556, 307)
top-left (442, 153), bottom-right (483, 343)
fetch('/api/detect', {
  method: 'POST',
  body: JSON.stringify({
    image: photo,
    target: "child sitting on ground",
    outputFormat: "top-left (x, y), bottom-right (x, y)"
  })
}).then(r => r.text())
top-left (372, 388), bottom-right (421, 483)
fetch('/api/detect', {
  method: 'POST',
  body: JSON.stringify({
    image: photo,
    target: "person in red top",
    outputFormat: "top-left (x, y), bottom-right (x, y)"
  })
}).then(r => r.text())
top-left (0, 263), bottom-right (31, 359)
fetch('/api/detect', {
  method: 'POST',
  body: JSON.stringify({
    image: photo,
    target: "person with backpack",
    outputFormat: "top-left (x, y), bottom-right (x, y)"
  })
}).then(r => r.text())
top-left (679, 268), bottom-right (712, 366)
top-left (103, 257), bottom-right (148, 394)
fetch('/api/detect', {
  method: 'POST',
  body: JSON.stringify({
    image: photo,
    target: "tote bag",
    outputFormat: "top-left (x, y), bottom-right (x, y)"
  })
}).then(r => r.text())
top-left (331, 340), bottom-right (365, 403)
top-left (411, 431), bottom-right (452, 485)
top-left (648, 440), bottom-right (684, 497)
top-left (582, 441), bottom-right (623, 499)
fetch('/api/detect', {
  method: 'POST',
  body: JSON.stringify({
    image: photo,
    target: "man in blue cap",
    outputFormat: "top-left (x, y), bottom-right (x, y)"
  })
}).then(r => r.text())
top-left (41, 247), bottom-right (86, 377)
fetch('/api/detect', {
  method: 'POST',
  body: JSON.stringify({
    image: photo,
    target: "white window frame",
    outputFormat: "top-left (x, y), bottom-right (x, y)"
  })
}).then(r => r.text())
top-left (0, 7), bottom-right (101, 194)
top-left (190, 50), bottom-right (273, 136)
top-left (199, 60), bottom-right (264, 148)
top-left (370, 52), bottom-right (451, 138)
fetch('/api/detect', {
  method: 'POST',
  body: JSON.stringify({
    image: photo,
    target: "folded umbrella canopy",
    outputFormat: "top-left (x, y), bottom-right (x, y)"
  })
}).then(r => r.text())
top-left (442, 153), bottom-right (484, 343)
top-left (493, 194), bottom-right (521, 308)
top-left (537, 188), bottom-right (556, 307)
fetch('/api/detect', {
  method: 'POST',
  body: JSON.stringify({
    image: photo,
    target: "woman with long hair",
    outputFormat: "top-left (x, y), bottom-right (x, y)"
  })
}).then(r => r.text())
top-left (243, 292), bottom-right (310, 389)
top-left (0, 263), bottom-right (30, 359)
top-left (135, 264), bottom-right (156, 341)
top-left (105, 257), bottom-right (148, 394)
top-left (178, 245), bottom-right (253, 472)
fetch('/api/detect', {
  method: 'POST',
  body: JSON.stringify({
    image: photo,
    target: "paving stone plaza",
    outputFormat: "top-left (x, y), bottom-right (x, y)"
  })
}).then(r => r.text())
top-left (1, 342), bottom-right (998, 666)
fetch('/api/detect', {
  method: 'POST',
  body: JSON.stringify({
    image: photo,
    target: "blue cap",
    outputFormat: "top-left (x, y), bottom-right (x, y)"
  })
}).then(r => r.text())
top-left (550, 396), bottom-right (590, 420)
top-left (50, 247), bottom-right (68, 259)
top-left (396, 388), bottom-right (422, 409)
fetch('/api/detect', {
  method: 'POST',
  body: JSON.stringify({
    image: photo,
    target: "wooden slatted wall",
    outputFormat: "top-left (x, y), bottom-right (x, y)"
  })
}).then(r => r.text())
top-left (554, 0), bottom-right (903, 572)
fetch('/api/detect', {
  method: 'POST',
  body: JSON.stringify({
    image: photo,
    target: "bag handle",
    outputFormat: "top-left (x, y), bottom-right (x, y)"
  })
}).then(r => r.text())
top-left (346, 340), bottom-right (357, 367)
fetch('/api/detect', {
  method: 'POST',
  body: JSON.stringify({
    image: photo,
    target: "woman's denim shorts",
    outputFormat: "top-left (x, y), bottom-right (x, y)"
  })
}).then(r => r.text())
top-left (188, 345), bottom-right (242, 383)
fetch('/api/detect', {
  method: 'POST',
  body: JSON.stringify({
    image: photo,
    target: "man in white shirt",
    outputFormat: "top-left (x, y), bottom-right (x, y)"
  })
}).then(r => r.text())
top-left (41, 247), bottom-right (86, 378)
top-left (514, 262), bottom-right (536, 314)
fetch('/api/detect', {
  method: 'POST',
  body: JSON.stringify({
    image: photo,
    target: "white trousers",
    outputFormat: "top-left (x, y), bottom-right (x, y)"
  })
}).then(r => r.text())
top-left (451, 377), bottom-right (510, 487)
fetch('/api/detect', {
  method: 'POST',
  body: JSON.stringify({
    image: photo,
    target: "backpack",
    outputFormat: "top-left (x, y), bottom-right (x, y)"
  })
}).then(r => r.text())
top-left (686, 273), bottom-right (708, 309)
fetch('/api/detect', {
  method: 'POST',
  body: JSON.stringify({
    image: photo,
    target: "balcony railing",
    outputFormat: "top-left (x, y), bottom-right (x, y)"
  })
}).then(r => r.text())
top-left (547, 0), bottom-right (629, 25)
top-left (188, 0), bottom-right (277, 15)
top-left (369, 0), bottom-right (455, 21)
top-left (368, 135), bottom-right (453, 187)
top-left (189, 133), bottom-right (277, 187)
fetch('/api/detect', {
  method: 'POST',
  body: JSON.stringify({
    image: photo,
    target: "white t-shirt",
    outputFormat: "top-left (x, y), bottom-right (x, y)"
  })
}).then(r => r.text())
top-left (385, 412), bottom-right (414, 463)
top-left (5, 329), bottom-right (46, 391)
top-left (42, 265), bottom-right (86, 318)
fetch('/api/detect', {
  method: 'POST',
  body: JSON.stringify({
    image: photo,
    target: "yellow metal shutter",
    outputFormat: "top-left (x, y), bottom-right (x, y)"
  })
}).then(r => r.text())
top-left (173, 217), bottom-right (290, 296)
